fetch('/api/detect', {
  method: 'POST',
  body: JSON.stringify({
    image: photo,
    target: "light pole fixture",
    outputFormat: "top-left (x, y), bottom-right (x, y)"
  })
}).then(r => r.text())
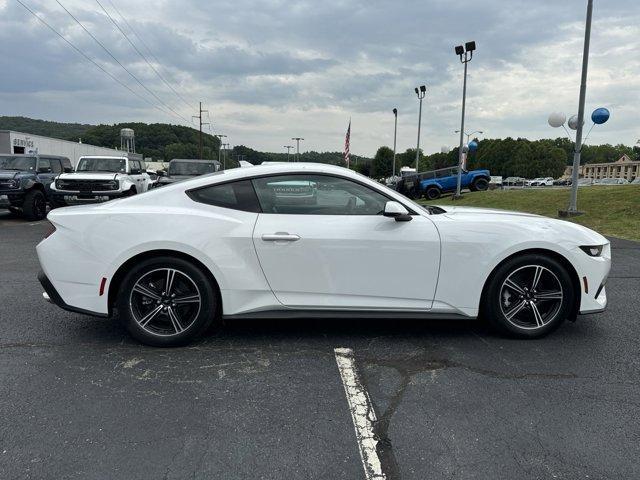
top-left (414, 85), bottom-right (426, 171)
top-left (455, 129), bottom-right (483, 145)
top-left (453, 40), bottom-right (476, 199)
top-left (392, 108), bottom-right (398, 178)
top-left (292, 137), bottom-right (304, 162)
top-left (284, 145), bottom-right (293, 162)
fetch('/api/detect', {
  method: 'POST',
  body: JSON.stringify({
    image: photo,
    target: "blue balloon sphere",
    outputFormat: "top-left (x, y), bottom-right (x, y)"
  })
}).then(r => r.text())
top-left (591, 107), bottom-right (610, 125)
top-left (468, 141), bottom-right (478, 152)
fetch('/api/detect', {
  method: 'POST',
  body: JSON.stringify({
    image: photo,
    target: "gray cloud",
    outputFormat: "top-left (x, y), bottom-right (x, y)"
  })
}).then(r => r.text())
top-left (1, 0), bottom-right (637, 155)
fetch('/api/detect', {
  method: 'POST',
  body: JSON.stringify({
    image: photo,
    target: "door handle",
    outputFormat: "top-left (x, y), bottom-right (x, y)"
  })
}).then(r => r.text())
top-left (262, 233), bottom-right (301, 242)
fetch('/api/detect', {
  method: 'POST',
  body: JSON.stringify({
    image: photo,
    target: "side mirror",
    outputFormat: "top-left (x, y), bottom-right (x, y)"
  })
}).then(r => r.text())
top-left (383, 201), bottom-right (412, 222)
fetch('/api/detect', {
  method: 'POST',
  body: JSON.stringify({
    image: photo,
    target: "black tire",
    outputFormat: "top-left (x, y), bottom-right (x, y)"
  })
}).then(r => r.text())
top-left (472, 177), bottom-right (489, 192)
top-left (117, 256), bottom-right (220, 347)
top-left (481, 254), bottom-right (575, 338)
top-left (23, 189), bottom-right (47, 221)
top-left (425, 186), bottom-right (441, 200)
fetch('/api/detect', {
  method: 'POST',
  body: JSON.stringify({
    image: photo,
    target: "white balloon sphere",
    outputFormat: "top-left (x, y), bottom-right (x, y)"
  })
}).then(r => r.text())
top-left (548, 112), bottom-right (566, 128)
top-left (462, 145), bottom-right (469, 154)
top-left (568, 115), bottom-right (584, 130)
top-left (441, 146), bottom-right (450, 153)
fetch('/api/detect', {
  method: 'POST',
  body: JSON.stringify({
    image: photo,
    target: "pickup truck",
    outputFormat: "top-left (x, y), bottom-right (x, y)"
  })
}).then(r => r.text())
top-left (396, 166), bottom-right (490, 200)
top-left (50, 156), bottom-right (150, 206)
top-left (0, 154), bottom-right (72, 220)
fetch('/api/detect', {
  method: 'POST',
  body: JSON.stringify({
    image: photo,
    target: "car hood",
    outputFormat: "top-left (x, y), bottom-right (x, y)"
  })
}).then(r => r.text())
top-left (439, 206), bottom-right (541, 218)
top-left (57, 172), bottom-right (122, 180)
top-left (0, 170), bottom-right (30, 180)
top-left (435, 205), bottom-right (608, 245)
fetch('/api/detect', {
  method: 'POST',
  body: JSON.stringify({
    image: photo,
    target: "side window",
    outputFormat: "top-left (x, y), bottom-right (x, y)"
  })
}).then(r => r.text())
top-left (187, 180), bottom-right (261, 213)
top-left (49, 158), bottom-right (62, 174)
top-left (251, 175), bottom-right (389, 215)
top-left (130, 160), bottom-right (140, 174)
top-left (37, 158), bottom-right (52, 173)
top-left (62, 158), bottom-right (73, 173)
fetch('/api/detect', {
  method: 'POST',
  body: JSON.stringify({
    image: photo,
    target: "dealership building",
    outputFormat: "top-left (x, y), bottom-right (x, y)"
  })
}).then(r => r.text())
top-left (564, 154), bottom-right (640, 181)
top-left (0, 130), bottom-right (141, 167)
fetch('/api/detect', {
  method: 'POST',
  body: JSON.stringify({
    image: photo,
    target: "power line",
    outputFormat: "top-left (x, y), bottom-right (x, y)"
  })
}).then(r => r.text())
top-left (95, 0), bottom-right (195, 112)
top-left (54, 0), bottom-right (190, 124)
top-left (16, 0), bottom-right (176, 121)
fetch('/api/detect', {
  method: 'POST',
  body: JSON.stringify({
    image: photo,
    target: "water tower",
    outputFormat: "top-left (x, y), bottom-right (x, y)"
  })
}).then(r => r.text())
top-left (120, 128), bottom-right (136, 153)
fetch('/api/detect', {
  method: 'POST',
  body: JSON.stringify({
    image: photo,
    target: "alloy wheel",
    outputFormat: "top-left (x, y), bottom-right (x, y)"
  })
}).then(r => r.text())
top-left (499, 264), bottom-right (564, 330)
top-left (129, 268), bottom-right (202, 337)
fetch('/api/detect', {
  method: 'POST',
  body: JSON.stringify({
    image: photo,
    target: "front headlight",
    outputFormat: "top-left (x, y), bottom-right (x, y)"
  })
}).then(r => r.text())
top-left (107, 180), bottom-right (119, 190)
top-left (6, 180), bottom-right (18, 189)
top-left (580, 245), bottom-right (604, 257)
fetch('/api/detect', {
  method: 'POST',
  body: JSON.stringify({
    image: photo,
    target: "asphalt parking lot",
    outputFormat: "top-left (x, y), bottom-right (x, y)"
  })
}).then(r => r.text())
top-left (1, 211), bottom-right (639, 480)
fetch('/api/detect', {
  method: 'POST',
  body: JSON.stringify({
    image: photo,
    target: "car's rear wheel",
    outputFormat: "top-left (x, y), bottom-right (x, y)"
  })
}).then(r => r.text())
top-left (472, 178), bottom-right (489, 192)
top-left (482, 254), bottom-right (575, 338)
top-left (117, 257), bottom-right (219, 346)
top-left (23, 189), bottom-right (47, 221)
top-left (425, 186), bottom-right (441, 200)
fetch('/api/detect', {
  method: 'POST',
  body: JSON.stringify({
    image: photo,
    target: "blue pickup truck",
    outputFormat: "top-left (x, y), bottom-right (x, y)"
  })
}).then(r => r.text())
top-left (395, 166), bottom-right (491, 199)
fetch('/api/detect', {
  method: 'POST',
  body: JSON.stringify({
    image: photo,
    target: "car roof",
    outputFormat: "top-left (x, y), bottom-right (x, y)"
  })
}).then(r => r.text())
top-left (78, 155), bottom-right (129, 160)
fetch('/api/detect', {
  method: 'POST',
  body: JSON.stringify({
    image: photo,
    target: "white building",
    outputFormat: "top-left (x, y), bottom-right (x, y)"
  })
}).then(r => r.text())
top-left (0, 130), bottom-right (141, 167)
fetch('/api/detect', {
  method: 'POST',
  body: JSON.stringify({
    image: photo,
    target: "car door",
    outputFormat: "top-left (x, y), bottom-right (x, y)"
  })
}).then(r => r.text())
top-left (36, 158), bottom-right (56, 196)
top-left (251, 173), bottom-right (441, 310)
top-left (129, 160), bottom-right (144, 191)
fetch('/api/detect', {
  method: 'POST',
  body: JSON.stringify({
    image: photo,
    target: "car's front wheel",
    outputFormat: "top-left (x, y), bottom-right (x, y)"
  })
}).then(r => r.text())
top-left (425, 186), bottom-right (441, 200)
top-left (23, 189), bottom-right (47, 220)
top-left (482, 254), bottom-right (575, 338)
top-left (117, 257), bottom-right (220, 346)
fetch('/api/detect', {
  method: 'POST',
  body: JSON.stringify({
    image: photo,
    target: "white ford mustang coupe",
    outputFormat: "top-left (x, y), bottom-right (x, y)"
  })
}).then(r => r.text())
top-left (37, 163), bottom-right (610, 346)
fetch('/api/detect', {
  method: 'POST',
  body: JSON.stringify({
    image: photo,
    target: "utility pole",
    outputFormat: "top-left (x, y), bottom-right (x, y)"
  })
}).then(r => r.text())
top-left (284, 145), bottom-right (293, 161)
top-left (292, 137), bottom-right (304, 162)
top-left (192, 102), bottom-right (209, 160)
top-left (222, 143), bottom-right (230, 170)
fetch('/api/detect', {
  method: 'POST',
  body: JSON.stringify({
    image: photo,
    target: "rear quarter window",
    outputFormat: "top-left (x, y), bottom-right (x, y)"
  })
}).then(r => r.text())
top-left (187, 180), bottom-right (261, 213)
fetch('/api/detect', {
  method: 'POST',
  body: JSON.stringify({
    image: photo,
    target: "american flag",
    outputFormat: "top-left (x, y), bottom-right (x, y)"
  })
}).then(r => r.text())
top-left (343, 119), bottom-right (351, 167)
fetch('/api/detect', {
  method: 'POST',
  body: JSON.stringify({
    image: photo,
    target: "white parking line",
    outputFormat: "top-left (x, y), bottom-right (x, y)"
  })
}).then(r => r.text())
top-left (334, 347), bottom-right (386, 480)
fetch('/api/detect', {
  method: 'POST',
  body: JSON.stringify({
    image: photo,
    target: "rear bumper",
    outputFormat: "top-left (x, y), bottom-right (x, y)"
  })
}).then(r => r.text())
top-left (38, 270), bottom-right (107, 318)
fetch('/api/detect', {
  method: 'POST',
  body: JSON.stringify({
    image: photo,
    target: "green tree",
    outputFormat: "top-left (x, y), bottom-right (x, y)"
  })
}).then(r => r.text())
top-left (371, 146), bottom-right (394, 178)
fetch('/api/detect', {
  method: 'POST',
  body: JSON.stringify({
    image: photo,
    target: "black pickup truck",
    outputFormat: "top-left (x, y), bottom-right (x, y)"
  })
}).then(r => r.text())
top-left (0, 154), bottom-right (72, 220)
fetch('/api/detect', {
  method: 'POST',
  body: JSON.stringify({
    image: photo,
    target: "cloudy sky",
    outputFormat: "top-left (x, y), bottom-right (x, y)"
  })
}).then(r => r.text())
top-left (0, 0), bottom-right (638, 156)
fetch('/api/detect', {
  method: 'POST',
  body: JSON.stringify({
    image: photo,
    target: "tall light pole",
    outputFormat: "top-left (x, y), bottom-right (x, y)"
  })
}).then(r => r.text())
top-left (455, 129), bottom-right (483, 144)
top-left (392, 108), bottom-right (398, 177)
top-left (414, 85), bottom-right (426, 171)
top-left (215, 134), bottom-right (226, 164)
top-left (284, 145), bottom-right (293, 161)
top-left (222, 143), bottom-right (230, 170)
top-left (454, 41), bottom-right (476, 199)
top-left (292, 137), bottom-right (304, 162)
top-left (562, 0), bottom-right (593, 217)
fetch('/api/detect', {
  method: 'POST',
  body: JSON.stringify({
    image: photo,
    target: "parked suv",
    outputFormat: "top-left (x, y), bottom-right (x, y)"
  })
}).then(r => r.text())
top-left (50, 156), bottom-right (150, 206)
top-left (155, 159), bottom-right (221, 187)
top-left (0, 154), bottom-right (72, 220)
top-left (395, 166), bottom-right (490, 200)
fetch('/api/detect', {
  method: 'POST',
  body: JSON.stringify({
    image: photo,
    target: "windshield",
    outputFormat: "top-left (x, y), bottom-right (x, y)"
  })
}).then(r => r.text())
top-left (76, 157), bottom-right (126, 173)
top-left (0, 156), bottom-right (36, 171)
top-left (169, 161), bottom-right (217, 175)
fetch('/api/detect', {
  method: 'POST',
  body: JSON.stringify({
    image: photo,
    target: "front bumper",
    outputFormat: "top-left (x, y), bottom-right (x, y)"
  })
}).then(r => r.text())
top-left (0, 190), bottom-right (25, 207)
top-left (51, 191), bottom-right (125, 205)
top-left (573, 244), bottom-right (611, 315)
